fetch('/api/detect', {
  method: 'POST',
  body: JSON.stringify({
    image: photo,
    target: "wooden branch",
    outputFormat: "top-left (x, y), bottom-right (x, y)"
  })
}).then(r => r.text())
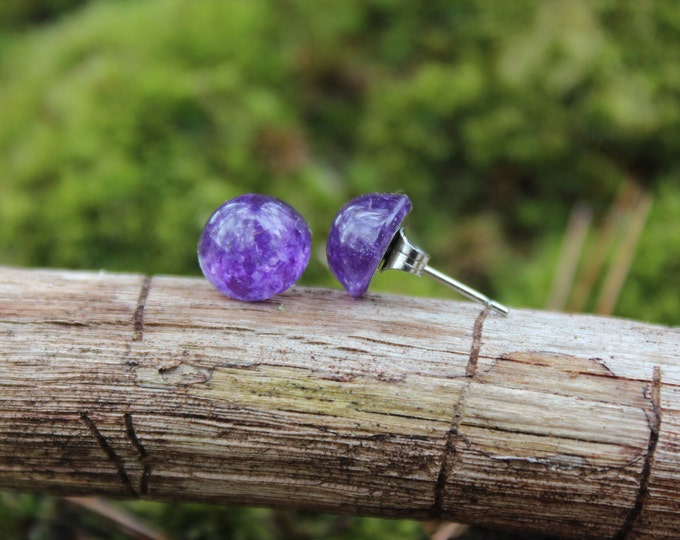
top-left (1, 266), bottom-right (679, 539)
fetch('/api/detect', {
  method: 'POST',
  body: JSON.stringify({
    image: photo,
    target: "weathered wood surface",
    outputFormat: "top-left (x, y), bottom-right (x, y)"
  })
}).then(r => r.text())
top-left (0, 266), bottom-right (679, 539)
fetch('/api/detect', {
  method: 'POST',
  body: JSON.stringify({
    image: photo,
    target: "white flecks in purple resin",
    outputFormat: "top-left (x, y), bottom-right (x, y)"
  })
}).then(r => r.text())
top-left (326, 193), bottom-right (412, 297)
top-left (198, 194), bottom-right (311, 302)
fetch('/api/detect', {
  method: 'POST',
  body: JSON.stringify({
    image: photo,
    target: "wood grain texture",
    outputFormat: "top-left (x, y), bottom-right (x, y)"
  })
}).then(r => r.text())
top-left (0, 266), bottom-right (679, 539)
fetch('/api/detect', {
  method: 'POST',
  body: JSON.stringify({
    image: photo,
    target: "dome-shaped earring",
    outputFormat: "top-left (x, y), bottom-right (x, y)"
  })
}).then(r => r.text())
top-left (326, 193), bottom-right (508, 315)
top-left (198, 193), bottom-right (311, 302)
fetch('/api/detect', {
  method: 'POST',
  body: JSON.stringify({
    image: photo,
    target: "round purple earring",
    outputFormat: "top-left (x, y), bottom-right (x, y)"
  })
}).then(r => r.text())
top-left (198, 193), bottom-right (311, 302)
top-left (326, 193), bottom-right (508, 315)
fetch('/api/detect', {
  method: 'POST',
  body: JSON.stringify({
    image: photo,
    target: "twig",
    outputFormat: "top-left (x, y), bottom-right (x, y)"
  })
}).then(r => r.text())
top-left (568, 181), bottom-right (638, 312)
top-left (595, 189), bottom-right (653, 315)
top-left (546, 202), bottom-right (592, 311)
top-left (63, 497), bottom-right (168, 540)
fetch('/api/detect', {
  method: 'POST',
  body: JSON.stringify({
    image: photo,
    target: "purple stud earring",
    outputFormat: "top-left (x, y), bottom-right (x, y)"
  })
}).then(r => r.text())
top-left (198, 193), bottom-right (311, 302)
top-left (326, 193), bottom-right (509, 315)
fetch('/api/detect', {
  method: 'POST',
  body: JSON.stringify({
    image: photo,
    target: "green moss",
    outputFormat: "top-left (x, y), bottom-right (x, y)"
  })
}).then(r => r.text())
top-left (1, 0), bottom-right (678, 313)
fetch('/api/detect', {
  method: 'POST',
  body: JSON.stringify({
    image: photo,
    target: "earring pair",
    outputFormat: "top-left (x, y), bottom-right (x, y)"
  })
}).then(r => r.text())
top-left (198, 193), bottom-right (508, 315)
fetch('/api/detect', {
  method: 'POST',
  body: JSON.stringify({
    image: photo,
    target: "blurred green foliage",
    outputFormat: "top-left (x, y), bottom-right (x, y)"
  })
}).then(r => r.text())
top-left (0, 496), bottom-right (429, 540)
top-left (1, 0), bottom-right (679, 316)
top-left (1, 0), bottom-right (679, 538)
top-left (0, 0), bottom-right (88, 29)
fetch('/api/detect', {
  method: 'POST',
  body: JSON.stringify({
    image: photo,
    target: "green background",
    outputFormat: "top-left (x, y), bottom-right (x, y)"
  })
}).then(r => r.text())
top-left (1, 1), bottom-right (678, 538)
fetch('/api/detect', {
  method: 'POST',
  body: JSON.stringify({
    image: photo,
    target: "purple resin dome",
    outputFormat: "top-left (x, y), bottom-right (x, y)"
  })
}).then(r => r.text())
top-left (326, 193), bottom-right (412, 297)
top-left (198, 194), bottom-right (311, 302)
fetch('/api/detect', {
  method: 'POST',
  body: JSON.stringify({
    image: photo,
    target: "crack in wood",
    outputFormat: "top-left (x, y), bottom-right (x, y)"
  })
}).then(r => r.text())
top-left (614, 365), bottom-right (662, 540)
top-left (80, 413), bottom-right (137, 497)
top-left (133, 276), bottom-right (152, 342)
top-left (431, 308), bottom-right (488, 517)
top-left (124, 413), bottom-right (152, 495)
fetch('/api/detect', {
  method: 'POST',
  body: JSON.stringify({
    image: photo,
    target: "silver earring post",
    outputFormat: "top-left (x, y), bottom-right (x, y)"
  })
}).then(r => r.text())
top-left (381, 228), bottom-right (509, 316)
